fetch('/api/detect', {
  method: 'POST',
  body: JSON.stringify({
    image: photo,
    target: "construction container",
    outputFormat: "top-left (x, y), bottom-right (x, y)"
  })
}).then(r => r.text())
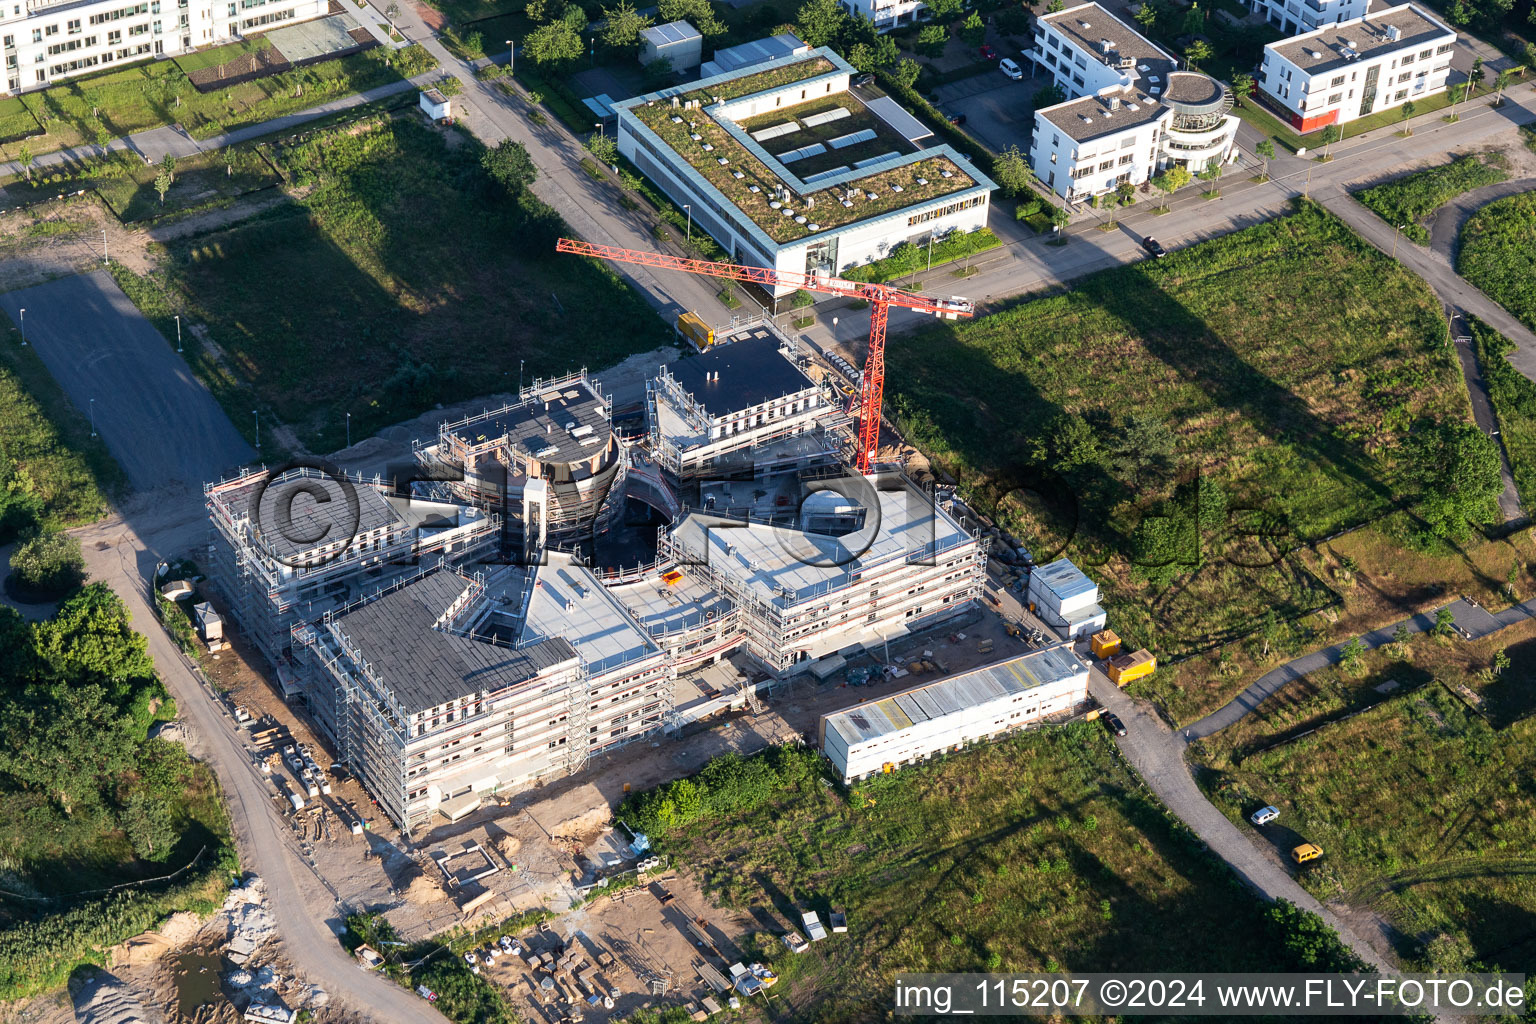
top-left (676, 311), bottom-right (715, 350)
top-left (1090, 629), bottom-right (1121, 660)
top-left (1106, 649), bottom-right (1156, 686)
top-left (977, 638), bottom-right (994, 654)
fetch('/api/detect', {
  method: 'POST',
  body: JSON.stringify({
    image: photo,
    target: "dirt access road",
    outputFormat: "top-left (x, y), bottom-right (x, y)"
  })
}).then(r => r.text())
top-left (73, 489), bottom-right (452, 1024)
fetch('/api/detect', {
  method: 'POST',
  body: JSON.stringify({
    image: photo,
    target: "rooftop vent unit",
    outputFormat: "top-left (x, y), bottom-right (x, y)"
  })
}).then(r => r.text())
top-left (1078, 19), bottom-right (1091, 28)
top-left (1306, 47), bottom-right (1323, 58)
top-left (1385, 23), bottom-right (1401, 40)
top-left (1100, 38), bottom-right (1113, 52)
top-left (1109, 95), bottom-right (1121, 110)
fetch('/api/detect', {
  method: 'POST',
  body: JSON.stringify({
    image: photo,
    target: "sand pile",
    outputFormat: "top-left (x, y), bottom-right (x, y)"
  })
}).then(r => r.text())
top-left (402, 873), bottom-right (443, 904)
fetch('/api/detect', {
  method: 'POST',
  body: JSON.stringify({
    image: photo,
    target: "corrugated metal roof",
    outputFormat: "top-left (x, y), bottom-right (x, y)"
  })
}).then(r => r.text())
top-left (823, 647), bottom-right (1086, 747)
top-left (642, 19), bottom-right (702, 45)
top-left (863, 95), bottom-right (934, 144)
top-left (1031, 558), bottom-right (1098, 603)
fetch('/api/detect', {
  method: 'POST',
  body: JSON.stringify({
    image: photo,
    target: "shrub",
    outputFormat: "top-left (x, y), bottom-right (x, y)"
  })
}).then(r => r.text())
top-left (8, 531), bottom-right (84, 598)
top-left (1457, 191), bottom-right (1536, 333)
top-left (1354, 153), bottom-right (1507, 244)
top-left (620, 745), bottom-right (821, 836)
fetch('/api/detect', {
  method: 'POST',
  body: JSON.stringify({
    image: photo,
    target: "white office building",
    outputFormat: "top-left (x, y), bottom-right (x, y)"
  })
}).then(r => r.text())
top-left (836, 0), bottom-right (924, 31)
top-left (1028, 3), bottom-right (1238, 199)
top-left (1, 0), bottom-right (326, 93)
top-left (1248, 0), bottom-right (1372, 36)
top-left (818, 647), bottom-right (1091, 780)
top-left (1258, 3), bottom-right (1455, 131)
top-left (615, 46), bottom-right (994, 302)
top-left (1027, 558), bottom-right (1107, 639)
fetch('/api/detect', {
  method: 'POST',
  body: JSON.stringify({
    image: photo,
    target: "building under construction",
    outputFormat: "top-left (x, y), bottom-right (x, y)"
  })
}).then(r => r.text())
top-left (205, 465), bottom-right (499, 700)
top-left (292, 553), bottom-right (672, 832)
top-left (415, 370), bottom-right (627, 547)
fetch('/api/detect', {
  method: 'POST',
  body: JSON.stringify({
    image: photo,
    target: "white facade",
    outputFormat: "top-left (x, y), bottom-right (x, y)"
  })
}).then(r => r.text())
top-left (1, 0), bottom-right (325, 94)
top-left (819, 647), bottom-right (1090, 781)
top-left (1028, 6), bottom-right (1238, 199)
top-left (639, 19), bottom-right (701, 71)
top-left (1027, 558), bottom-right (1107, 639)
top-left (1259, 3), bottom-right (1455, 130)
top-left (837, 0), bottom-right (924, 31)
top-left (615, 47), bottom-right (994, 299)
top-left (1249, 0), bottom-right (1371, 35)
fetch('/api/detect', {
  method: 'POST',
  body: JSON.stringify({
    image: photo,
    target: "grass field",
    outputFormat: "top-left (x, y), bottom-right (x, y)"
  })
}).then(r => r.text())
top-left (172, 35), bottom-right (275, 75)
top-left (0, 97), bottom-right (41, 145)
top-left (114, 115), bottom-right (669, 451)
top-left (1354, 152), bottom-right (1509, 245)
top-left (622, 731), bottom-right (1361, 1022)
top-left (1193, 619), bottom-right (1536, 971)
top-left (1137, 517), bottom-right (1536, 726)
top-left (1457, 189), bottom-right (1536, 333)
top-left (888, 201), bottom-right (1471, 658)
top-left (0, 44), bottom-right (432, 164)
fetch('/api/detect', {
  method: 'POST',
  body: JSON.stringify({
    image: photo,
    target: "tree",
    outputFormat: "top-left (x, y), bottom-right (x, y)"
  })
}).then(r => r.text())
top-left (796, 0), bottom-right (846, 46)
top-left (991, 144), bottom-right (1034, 197)
top-left (1320, 122), bottom-right (1341, 158)
top-left (1152, 164), bottom-right (1191, 208)
top-left (1406, 420), bottom-right (1502, 541)
top-left (0, 683), bottom-right (138, 813)
top-left (1263, 900), bottom-right (1369, 972)
top-left (121, 790), bottom-right (177, 861)
top-left (18, 142), bottom-right (32, 183)
top-left (1338, 636), bottom-right (1367, 676)
top-left (658, 0), bottom-right (724, 35)
top-left (961, 10), bottom-right (986, 45)
top-left (1231, 72), bottom-right (1255, 107)
top-left (1031, 412), bottom-right (1101, 470)
top-left (1468, 55), bottom-right (1484, 97)
top-left (1111, 412), bottom-right (1176, 484)
top-left (642, 55), bottom-right (675, 87)
top-left (1184, 39), bottom-right (1212, 71)
top-left (916, 23), bottom-right (948, 56)
top-left (482, 140), bottom-right (538, 195)
top-left (600, 0), bottom-right (652, 48)
top-left (1050, 204), bottom-right (1071, 236)
top-left (585, 131), bottom-right (618, 165)
top-left (1031, 82), bottom-right (1067, 110)
top-left (154, 169), bottom-right (172, 206)
top-left (927, 0), bottom-right (963, 17)
top-left (1433, 606), bottom-right (1458, 639)
top-left (1399, 99), bottom-right (1416, 133)
top-left (8, 532), bottom-right (84, 599)
top-left (1198, 163), bottom-right (1221, 194)
top-left (1492, 68), bottom-right (1511, 104)
top-left (1045, 0), bottom-right (1065, 12)
top-left (1492, 647), bottom-right (1511, 674)
top-left (1254, 138), bottom-right (1275, 179)
top-left (523, 18), bottom-right (583, 66)
top-left (161, 153), bottom-right (176, 183)
top-left (1183, 1), bottom-right (1204, 35)
top-left (1115, 179), bottom-right (1136, 207)
top-left (384, 0), bottom-right (399, 31)
top-left (1133, 2), bottom-right (1157, 30)
top-left (893, 57), bottom-right (922, 88)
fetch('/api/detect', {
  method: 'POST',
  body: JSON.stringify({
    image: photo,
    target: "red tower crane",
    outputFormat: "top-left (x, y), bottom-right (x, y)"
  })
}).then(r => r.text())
top-left (556, 237), bottom-right (974, 474)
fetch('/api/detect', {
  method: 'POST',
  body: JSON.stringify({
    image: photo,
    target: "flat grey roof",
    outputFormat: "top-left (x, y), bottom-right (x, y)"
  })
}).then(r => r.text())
top-left (863, 95), bottom-right (934, 144)
top-left (1038, 88), bottom-right (1164, 143)
top-left (670, 477), bottom-right (972, 609)
top-left (707, 32), bottom-right (808, 74)
top-left (609, 567), bottom-right (735, 638)
top-left (1031, 558), bottom-right (1098, 603)
top-left (1040, 2), bottom-right (1176, 83)
top-left (447, 379), bottom-right (610, 466)
top-left (330, 569), bottom-right (578, 713)
top-left (1268, 3), bottom-right (1451, 75)
top-left (669, 328), bottom-right (816, 419)
top-left (218, 468), bottom-right (404, 562)
top-left (514, 555), bottom-right (661, 676)
top-left (824, 647), bottom-right (1087, 748)
top-left (642, 19), bottom-right (701, 45)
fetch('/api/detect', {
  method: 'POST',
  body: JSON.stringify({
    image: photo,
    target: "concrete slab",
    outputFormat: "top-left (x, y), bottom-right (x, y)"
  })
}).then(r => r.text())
top-left (0, 271), bottom-right (255, 492)
top-left (266, 14), bottom-right (365, 64)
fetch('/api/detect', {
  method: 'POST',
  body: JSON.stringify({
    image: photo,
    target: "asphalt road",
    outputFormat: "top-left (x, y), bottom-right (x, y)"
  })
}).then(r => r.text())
top-left (0, 271), bottom-right (255, 492)
top-left (74, 502), bottom-right (452, 1024)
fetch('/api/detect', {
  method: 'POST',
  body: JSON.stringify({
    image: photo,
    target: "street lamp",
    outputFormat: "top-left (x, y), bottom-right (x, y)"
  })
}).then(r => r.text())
top-left (89, 398), bottom-right (96, 437)
top-left (1391, 222), bottom-right (1405, 258)
top-left (102, 228), bottom-right (108, 265)
top-left (683, 204), bottom-right (692, 241)
top-left (18, 307), bottom-right (24, 346)
top-left (506, 39), bottom-right (513, 73)
top-left (253, 409), bottom-right (260, 450)
top-left (346, 411), bottom-right (351, 448)
top-left (174, 314), bottom-right (182, 353)
top-left (595, 121), bottom-right (604, 138)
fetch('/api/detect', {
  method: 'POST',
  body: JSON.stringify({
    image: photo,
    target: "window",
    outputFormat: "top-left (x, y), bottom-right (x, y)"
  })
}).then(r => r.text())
top-left (67, 18), bottom-right (81, 33)
top-left (2, 35), bottom-right (10, 48)
top-left (1329, 74), bottom-right (1345, 86)
top-left (1400, 53), bottom-right (1414, 65)
top-left (1052, 134), bottom-right (1060, 147)
top-left (1418, 48), bottom-right (1431, 59)
top-left (1328, 91), bottom-right (1341, 104)
top-left (1436, 42), bottom-right (1453, 54)
top-left (44, 24), bottom-right (58, 35)
top-left (1118, 152), bottom-right (1134, 165)
top-left (1393, 88), bottom-right (1407, 100)
top-left (108, 29), bottom-right (121, 43)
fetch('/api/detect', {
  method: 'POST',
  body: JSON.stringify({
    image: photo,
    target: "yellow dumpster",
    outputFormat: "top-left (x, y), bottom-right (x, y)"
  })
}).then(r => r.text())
top-left (1106, 648), bottom-right (1156, 687)
top-left (1090, 629), bottom-right (1122, 660)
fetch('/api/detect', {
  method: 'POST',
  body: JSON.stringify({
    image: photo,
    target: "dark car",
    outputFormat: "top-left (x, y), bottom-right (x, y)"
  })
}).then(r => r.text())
top-left (942, 109), bottom-right (967, 126)
top-left (979, 44), bottom-right (998, 60)
top-left (850, 71), bottom-right (875, 87)
top-left (1141, 236), bottom-right (1167, 258)
top-left (1104, 713), bottom-right (1127, 737)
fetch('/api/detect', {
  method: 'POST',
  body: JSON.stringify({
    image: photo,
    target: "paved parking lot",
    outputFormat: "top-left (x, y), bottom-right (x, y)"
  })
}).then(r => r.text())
top-left (931, 61), bottom-right (1046, 153)
top-left (1, 271), bottom-right (255, 493)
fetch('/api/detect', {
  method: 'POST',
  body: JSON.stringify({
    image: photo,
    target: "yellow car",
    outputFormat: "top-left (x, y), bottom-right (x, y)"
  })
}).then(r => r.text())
top-left (1291, 843), bottom-right (1323, 865)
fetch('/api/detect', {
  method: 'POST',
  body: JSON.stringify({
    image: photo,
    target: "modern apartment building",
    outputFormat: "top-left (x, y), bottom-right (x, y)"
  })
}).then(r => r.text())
top-left (1258, 3), bottom-right (1455, 130)
top-left (665, 473), bottom-right (988, 675)
top-left (614, 47), bottom-right (994, 301)
top-left (1, 0), bottom-right (325, 93)
top-left (1248, 0), bottom-right (1371, 35)
top-left (818, 647), bottom-right (1091, 781)
top-left (293, 554), bottom-right (673, 832)
top-left (1028, 3), bottom-right (1238, 198)
top-left (835, 0), bottom-right (925, 31)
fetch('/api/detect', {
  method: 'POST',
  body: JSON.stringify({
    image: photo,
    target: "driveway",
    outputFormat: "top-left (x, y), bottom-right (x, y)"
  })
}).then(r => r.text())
top-left (1427, 174), bottom-right (1536, 261)
top-left (931, 72), bottom-right (1038, 152)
